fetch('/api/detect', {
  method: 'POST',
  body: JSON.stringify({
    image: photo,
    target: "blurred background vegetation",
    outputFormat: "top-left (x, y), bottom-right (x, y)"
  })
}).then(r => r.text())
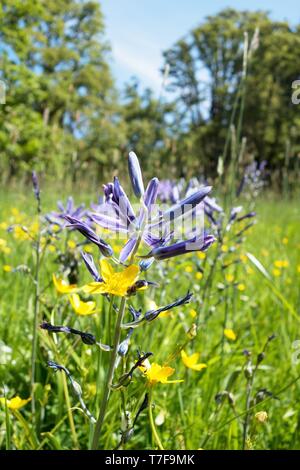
top-left (0, 1), bottom-right (300, 190)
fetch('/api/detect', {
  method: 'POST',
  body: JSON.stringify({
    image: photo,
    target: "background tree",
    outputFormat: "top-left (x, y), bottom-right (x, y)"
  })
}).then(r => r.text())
top-left (0, 0), bottom-right (118, 181)
top-left (163, 9), bottom-right (300, 180)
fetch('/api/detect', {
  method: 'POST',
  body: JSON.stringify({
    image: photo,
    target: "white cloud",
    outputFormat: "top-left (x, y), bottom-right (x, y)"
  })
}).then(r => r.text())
top-left (112, 43), bottom-right (163, 92)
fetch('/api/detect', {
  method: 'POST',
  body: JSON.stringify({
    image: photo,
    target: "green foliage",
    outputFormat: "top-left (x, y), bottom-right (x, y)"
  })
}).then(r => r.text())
top-left (0, 0), bottom-right (117, 179)
top-left (163, 9), bottom-right (300, 180)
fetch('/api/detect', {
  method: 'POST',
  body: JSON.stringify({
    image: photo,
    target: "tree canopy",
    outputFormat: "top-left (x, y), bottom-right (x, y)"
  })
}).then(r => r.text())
top-left (1, 4), bottom-right (300, 186)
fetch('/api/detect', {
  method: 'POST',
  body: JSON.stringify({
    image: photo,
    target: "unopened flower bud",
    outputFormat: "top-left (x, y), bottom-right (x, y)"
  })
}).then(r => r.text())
top-left (255, 411), bottom-right (268, 423)
top-left (257, 352), bottom-right (265, 364)
top-left (187, 323), bottom-right (197, 339)
top-left (128, 151), bottom-right (144, 198)
top-left (244, 362), bottom-right (253, 379)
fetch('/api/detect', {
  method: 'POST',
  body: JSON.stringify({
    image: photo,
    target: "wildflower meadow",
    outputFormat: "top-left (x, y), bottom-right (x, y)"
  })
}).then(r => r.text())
top-left (0, 0), bottom-right (300, 456)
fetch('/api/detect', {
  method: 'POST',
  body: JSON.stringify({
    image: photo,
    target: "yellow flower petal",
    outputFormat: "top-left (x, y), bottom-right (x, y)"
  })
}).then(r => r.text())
top-left (145, 363), bottom-right (183, 385)
top-left (53, 274), bottom-right (78, 294)
top-left (82, 282), bottom-right (106, 294)
top-left (181, 350), bottom-right (207, 371)
top-left (121, 264), bottom-right (139, 287)
top-left (89, 261), bottom-right (140, 297)
top-left (0, 396), bottom-right (31, 410)
top-left (224, 328), bottom-right (237, 341)
top-left (69, 294), bottom-right (97, 315)
top-left (190, 363), bottom-right (207, 371)
top-left (100, 259), bottom-right (115, 283)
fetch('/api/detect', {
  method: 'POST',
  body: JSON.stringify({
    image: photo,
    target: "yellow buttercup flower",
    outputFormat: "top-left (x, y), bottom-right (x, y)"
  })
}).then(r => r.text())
top-left (84, 245), bottom-right (94, 254)
top-left (272, 268), bottom-right (281, 277)
top-left (69, 293), bottom-right (96, 315)
top-left (181, 350), bottom-right (207, 371)
top-left (221, 244), bottom-right (229, 253)
top-left (240, 254), bottom-right (248, 263)
top-left (282, 237), bottom-right (288, 245)
top-left (67, 240), bottom-right (77, 250)
top-left (0, 396), bottom-right (31, 410)
top-left (237, 283), bottom-right (245, 291)
top-left (3, 265), bottom-right (12, 272)
top-left (185, 265), bottom-right (193, 273)
top-left (225, 273), bottom-right (234, 283)
top-left (53, 274), bottom-right (78, 294)
top-left (197, 251), bottom-right (206, 260)
top-left (142, 362), bottom-right (183, 385)
top-left (274, 260), bottom-right (289, 268)
top-left (189, 308), bottom-right (197, 319)
top-left (224, 328), bottom-right (237, 341)
top-left (195, 272), bottom-right (203, 280)
top-left (13, 225), bottom-right (30, 241)
top-left (82, 259), bottom-right (139, 297)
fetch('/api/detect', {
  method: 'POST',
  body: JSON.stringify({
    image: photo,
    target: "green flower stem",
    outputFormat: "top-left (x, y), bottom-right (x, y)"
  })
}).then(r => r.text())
top-left (91, 222), bottom-right (145, 449)
top-left (62, 371), bottom-right (79, 449)
top-left (148, 389), bottom-right (164, 450)
top-left (31, 213), bottom-right (41, 423)
top-left (91, 295), bottom-right (127, 449)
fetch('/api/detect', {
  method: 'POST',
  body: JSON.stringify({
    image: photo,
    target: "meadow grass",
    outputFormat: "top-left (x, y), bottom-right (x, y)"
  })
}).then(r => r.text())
top-left (0, 187), bottom-right (299, 450)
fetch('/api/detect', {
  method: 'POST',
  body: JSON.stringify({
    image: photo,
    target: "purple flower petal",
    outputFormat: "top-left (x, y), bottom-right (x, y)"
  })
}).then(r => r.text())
top-left (159, 186), bottom-right (212, 222)
top-left (128, 151), bottom-right (145, 198)
top-left (119, 236), bottom-right (137, 263)
top-left (81, 251), bottom-right (102, 282)
top-left (91, 209), bottom-right (129, 233)
top-left (143, 234), bottom-right (215, 260)
top-left (64, 215), bottom-right (113, 257)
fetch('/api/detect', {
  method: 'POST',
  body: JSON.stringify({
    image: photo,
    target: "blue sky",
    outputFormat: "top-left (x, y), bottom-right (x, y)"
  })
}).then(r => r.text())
top-left (101, 0), bottom-right (299, 94)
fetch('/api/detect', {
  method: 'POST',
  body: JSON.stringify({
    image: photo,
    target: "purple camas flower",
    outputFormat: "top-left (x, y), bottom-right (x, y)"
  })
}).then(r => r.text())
top-left (157, 177), bottom-right (223, 228)
top-left (63, 215), bottom-right (113, 257)
top-left (88, 152), bottom-right (215, 263)
top-left (141, 233), bottom-right (215, 260)
top-left (46, 197), bottom-right (86, 229)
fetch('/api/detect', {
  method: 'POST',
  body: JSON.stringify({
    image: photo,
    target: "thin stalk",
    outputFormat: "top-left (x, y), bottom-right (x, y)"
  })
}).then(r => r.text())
top-left (31, 200), bottom-right (41, 422)
top-left (107, 295), bottom-right (114, 346)
top-left (91, 217), bottom-right (144, 449)
top-left (242, 371), bottom-right (254, 450)
top-left (4, 398), bottom-right (11, 450)
top-left (61, 370), bottom-right (79, 448)
top-left (91, 296), bottom-right (127, 449)
top-left (148, 389), bottom-right (164, 450)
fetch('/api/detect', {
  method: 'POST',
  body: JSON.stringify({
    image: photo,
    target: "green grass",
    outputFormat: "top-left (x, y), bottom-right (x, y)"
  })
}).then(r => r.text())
top-left (0, 187), bottom-right (299, 450)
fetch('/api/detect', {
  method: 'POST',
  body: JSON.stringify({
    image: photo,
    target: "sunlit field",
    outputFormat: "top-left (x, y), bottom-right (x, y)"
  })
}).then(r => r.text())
top-left (1, 175), bottom-right (299, 450)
